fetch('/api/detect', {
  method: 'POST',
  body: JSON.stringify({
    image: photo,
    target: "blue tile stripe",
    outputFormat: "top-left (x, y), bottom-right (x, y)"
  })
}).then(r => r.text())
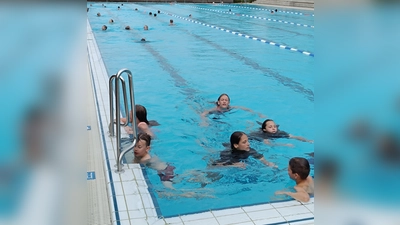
top-left (187, 5), bottom-right (314, 28)
top-left (87, 47), bottom-right (121, 224)
top-left (265, 217), bottom-right (314, 225)
top-left (163, 12), bottom-right (314, 57)
top-left (216, 3), bottom-right (315, 17)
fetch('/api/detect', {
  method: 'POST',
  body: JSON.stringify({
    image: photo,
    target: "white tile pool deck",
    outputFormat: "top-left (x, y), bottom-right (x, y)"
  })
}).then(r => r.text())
top-left (86, 18), bottom-right (314, 225)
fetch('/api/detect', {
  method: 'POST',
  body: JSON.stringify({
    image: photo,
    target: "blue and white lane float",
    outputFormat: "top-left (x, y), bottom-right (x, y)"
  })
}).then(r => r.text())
top-left (216, 4), bottom-right (315, 17)
top-left (187, 5), bottom-right (314, 28)
top-left (163, 12), bottom-right (314, 57)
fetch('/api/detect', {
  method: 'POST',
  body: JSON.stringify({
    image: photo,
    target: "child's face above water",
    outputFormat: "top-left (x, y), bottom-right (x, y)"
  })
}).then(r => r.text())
top-left (217, 95), bottom-right (230, 108)
top-left (263, 121), bottom-right (278, 133)
top-left (234, 134), bottom-right (250, 151)
top-left (134, 139), bottom-right (150, 158)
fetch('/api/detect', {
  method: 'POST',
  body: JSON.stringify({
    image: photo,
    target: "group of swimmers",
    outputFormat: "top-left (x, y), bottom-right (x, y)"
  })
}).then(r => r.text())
top-left (122, 94), bottom-right (314, 202)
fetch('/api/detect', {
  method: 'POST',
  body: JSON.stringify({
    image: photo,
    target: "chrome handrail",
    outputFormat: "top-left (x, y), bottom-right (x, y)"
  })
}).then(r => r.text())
top-left (108, 68), bottom-right (137, 173)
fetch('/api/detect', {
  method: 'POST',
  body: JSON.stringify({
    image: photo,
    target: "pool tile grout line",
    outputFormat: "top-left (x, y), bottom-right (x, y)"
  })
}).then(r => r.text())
top-left (87, 19), bottom-right (121, 225)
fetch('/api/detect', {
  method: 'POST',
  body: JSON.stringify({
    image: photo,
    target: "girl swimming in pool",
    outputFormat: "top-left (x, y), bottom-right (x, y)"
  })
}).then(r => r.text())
top-left (121, 104), bottom-right (159, 137)
top-left (201, 93), bottom-right (265, 124)
top-left (248, 119), bottom-right (313, 147)
top-left (212, 131), bottom-right (277, 168)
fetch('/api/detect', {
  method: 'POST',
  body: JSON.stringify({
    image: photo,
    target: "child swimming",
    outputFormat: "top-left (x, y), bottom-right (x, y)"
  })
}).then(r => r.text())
top-left (248, 119), bottom-right (313, 147)
top-left (121, 104), bottom-right (159, 137)
top-left (133, 133), bottom-right (175, 189)
top-left (212, 131), bottom-right (277, 168)
top-left (201, 93), bottom-right (265, 125)
top-left (275, 157), bottom-right (314, 202)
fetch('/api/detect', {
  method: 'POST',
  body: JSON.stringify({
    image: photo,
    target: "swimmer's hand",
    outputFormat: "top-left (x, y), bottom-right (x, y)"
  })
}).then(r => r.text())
top-left (124, 126), bottom-right (134, 134)
top-left (307, 140), bottom-right (314, 144)
top-left (285, 143), bottom-right (294, 148)
top-left (232, 162), bottom-right (246, 169)
top-left (267, 162), bottom-right (278, 168)
top-left (258, 113), bottom-right (267, 118)
top-left (274, 191), bottom-right (287, 196)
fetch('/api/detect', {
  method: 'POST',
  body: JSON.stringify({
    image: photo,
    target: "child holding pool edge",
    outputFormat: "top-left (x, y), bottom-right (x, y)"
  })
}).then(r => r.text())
top-left (275, 157), bottom-right (314, 202)
top-left (133, 133), bottom-right (175, 189)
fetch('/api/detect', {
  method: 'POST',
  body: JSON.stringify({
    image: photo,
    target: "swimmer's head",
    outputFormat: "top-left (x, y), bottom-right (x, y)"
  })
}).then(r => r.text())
top-left (97, 12), bottom-right (101, 17)
top-left (140, 38), bottom-right (146, 42)
top-left (101, 25), bottom-right (107, 30)
top-left (144, 25), bottom-right (148, 30)
top-left (216, 93), bottom-right (230, 109)
top-left (275, 9), bottom-right (278, 12)
top-left (125, 26), bottom-right (130, 30)
top-left (288, 157), bottom-right (310, 180)
top-left (149, 12), bottom-right (152, 15)
top-left (136, 104), bottom-right (149, 124)
top-left (261, 119), bottom-right (277, 134)
top-left (134, 133), bottom-right (151, 158)
top-left (118, 6), bottom-right (120, 9)
top-left (154, 13), bottom-right (157, 17)
top-left (158, 10), bottom-right (160, 13)
top-left (135, 8), bottom-right (138, 10)
top-left (170, 19), bottom-right (173, 24)
top-left (109, 19), bottom-right (114, 23)
top-left (230, 131), bottom-right (250, 151)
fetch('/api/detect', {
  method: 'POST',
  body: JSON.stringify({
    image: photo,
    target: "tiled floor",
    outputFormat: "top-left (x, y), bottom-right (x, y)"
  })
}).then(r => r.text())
top-left (87, 18), bottom-right (314, 225)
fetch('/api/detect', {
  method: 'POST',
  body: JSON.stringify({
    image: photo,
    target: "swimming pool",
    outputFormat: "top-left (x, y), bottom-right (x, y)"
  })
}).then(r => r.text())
top-left (88, 2), bottom-right (313, 218)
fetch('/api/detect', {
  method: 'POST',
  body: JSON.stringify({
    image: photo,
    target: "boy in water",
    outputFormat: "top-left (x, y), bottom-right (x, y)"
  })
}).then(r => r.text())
top-left (275, 157), bottom-right (314, 202)
top-left (249, 119), bottom-right (313, 147)
top-left (133, 133), bottom-right (174, 189)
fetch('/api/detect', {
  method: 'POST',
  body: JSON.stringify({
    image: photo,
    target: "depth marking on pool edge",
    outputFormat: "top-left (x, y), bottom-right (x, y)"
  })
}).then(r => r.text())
top-left (163, 12), bottom-right (314, 57)
top-left (187, 5), bottom-right (314, 28)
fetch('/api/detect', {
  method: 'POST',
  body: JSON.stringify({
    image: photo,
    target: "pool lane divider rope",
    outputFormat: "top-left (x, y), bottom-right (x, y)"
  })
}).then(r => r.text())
top-left (187, 5), bottom-right (314, 28)
top-left (163, 12), bottom-right (314, 57)
top-left (216, 3), bottom-right (314, 17)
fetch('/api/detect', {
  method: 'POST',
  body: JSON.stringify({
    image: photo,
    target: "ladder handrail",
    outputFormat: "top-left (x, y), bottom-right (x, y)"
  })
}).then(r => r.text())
top-left (109, 68), bottom-right (137, 173)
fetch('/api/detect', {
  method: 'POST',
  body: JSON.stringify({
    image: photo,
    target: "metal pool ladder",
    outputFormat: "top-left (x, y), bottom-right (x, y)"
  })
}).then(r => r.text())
top-left (109, 68), bottom-right (137, 173)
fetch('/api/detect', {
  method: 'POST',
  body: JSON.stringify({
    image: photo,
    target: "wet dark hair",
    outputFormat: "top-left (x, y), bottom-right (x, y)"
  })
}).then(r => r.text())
top-left (97, 12), bottom-right (101, 16)
top-left (149, 12), bottom-right (152, 15)
top-left (215, 93), bottom-right (230, 106)
top-left (289, 157), bottom-right (310, 180)
top-left (154, 14), bottom-right (157, 17)
top-left (138, 132), bottom-right (151, 146)
top-left (140, 38), bottom-right (146, 42)
top-left (261, 119), bottom-right (274, 130)
top-left (230, 131), bottom-right (246, 150)
top-left (275, 9), bottom-right (278, 12)
top-left (125, 26), bottom-right (130, 30)
top-left (170, 19), bottom-right (173, 23)
top-left (136, 104), bottom-right (149, 124)
top-left (118, 6), bottom-right (120, 9)
top-left (158, 10), bottom-right (160, 13)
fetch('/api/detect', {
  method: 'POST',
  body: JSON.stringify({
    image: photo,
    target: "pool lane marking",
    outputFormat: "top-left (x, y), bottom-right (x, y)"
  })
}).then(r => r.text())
top-left (187, 5), bottom-right (314, 28)
top-left (163, 12), bottom-right (314, 57)
top-left (216, 3), bottom-right (315, 17)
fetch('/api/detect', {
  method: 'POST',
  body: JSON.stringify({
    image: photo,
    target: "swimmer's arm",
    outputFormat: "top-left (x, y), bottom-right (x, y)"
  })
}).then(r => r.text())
top-left (211, 162), bottom-right (246, 168)
top-left (162, 181), bottom-right (175, 189)
top-left (233, 106), bottom-right (266, 118)
top-left (259, 157), bottom-right (277, 168)
top-left (263, 139), bottom-right (294, 147)
top-left (138, 122), bottom-right (154, 137)
top-left (289, 134), bottom-right (313, 143)
top-left (275, 186), bottom-right (310, 202)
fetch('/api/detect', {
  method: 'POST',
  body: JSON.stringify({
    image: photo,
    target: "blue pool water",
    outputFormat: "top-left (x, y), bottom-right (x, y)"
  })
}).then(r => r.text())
top-left (88, 2), bottom-right (314, 217)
